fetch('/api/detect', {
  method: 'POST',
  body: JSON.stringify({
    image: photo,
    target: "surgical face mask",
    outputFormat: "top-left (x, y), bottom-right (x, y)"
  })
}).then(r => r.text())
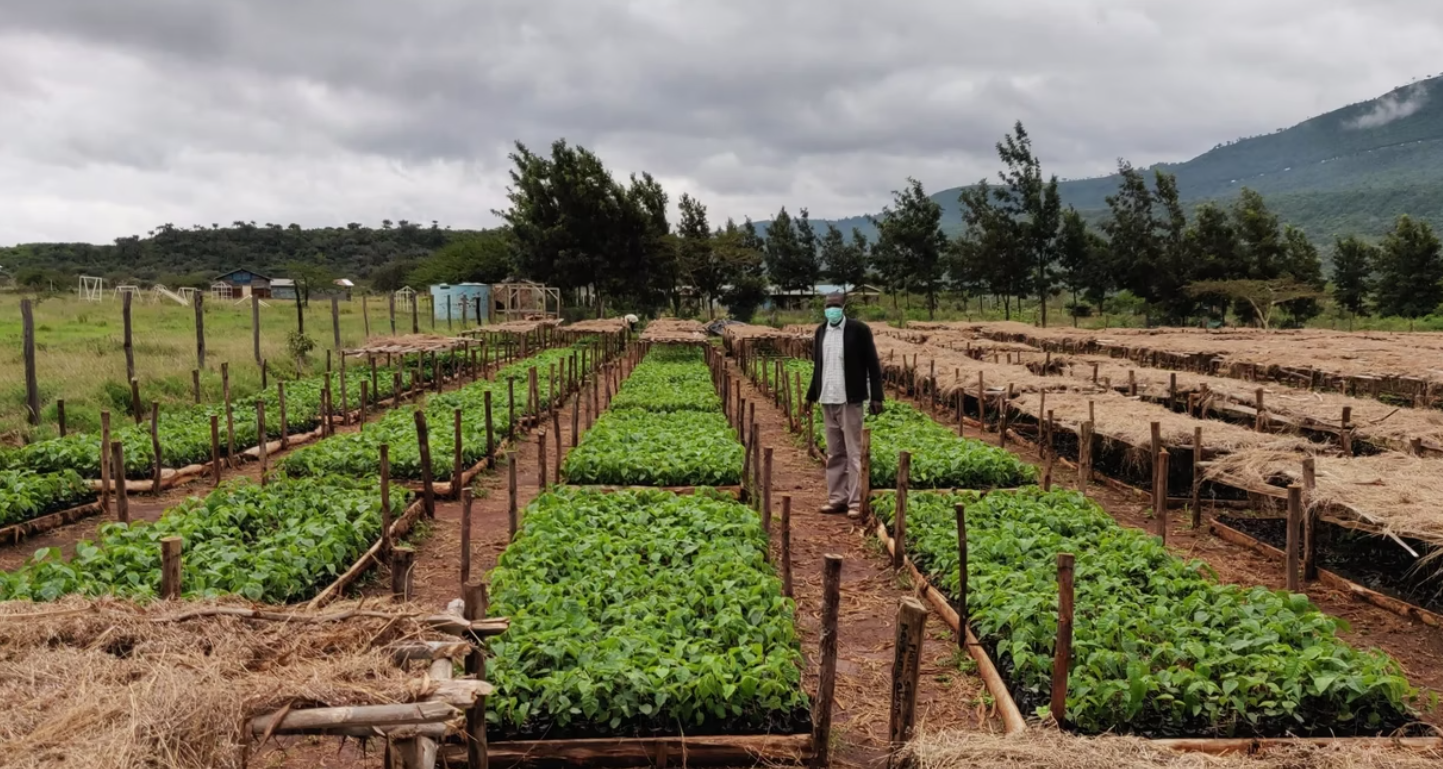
top-left (824, 307), bottom-right (844, 325)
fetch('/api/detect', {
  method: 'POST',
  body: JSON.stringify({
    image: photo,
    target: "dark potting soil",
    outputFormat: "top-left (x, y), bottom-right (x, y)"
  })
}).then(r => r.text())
top-left (487, 705), bottom-right (813, 743)
top-left (1217, 515), bottom-right (1443, 615)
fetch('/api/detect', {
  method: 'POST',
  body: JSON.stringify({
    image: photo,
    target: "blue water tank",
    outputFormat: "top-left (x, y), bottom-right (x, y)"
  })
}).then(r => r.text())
top-left (429, 283), bottom-right (491, 323)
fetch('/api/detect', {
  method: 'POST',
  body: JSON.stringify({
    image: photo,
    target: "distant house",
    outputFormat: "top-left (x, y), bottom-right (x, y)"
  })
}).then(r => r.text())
top-left (212, 269), bottom-right (273, 298)
top-left (270, 278), bottom-right (297, 301)
top-left (429, 283), bottom-right (491, 322)
top-left (763, 283), bottom-right (881, 310)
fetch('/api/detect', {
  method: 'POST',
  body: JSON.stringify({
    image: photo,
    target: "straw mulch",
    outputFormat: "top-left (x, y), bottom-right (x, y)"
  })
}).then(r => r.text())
top-left (564, 317), bottom-right (630, 333)
top-left (345, 333), bottom-right (469, 355)
top-left (0, 597), bottom-right (456, 769)
top-left (1009, 390), bottom-right (1313, 455)
top-left (907, 730), bottom-right (1443, 769)
top-left (491, 318), bottom-right (562, 334)
top-left (641, 318), bottom-right (708, 343)
top-left (875, 324), bottom-right (1042, 354)
top-left (719, 322), bottom-right (804, 342)
top-left (874, 337), bottom-right (1082, 398)
top-left (1203, 450), bottom-right (1443, 548)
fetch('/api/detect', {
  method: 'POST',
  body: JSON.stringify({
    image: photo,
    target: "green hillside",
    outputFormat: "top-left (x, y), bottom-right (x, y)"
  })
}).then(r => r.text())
top-left (811, 75), bottom-right (1443, 244)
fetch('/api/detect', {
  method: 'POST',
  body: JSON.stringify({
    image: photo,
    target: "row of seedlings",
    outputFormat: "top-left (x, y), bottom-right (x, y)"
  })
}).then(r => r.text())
top-left (463, 342), bottom-right (829, 766)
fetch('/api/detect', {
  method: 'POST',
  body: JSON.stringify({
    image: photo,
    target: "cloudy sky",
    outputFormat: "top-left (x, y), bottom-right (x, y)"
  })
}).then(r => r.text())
top-left (2, 0), bottom-right (1440, 246)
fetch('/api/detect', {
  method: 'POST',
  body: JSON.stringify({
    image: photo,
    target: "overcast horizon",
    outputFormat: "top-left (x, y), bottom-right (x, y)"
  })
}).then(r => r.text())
top-left (3, 0), bottom-right (1441, 247)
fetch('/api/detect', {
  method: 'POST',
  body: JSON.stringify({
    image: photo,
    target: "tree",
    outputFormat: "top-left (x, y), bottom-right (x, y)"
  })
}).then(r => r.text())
top-left (1276, 225), bottom-right (1325, 325)
top-left (1375, 215), bottom-right (1443, 320)
top-left (824, 226), bottom-right (869, 291)
top-left (716, 221), bottom-right (767, 321)
top-left (1056, 208), bottom-right (1100, 325)
top-left (958, 178), bottom-right (1025, 318)
top-left (407, 230), bottom-right (513, 286)
top-left (677, 193), bottom-right (723, 317)
top-left (1330, 235), bottom-right (1377, 325)
top-left (763, 207), bottom-right (813, 293)
top-left (1185, 279), bottom-right (1324, 329)
top-left (286, 261), bottom-right (337, 307)
top-left (793, 208), bottom-right (822, 289)
top-left (993, 122), bottom-right (1062, 326)
top-left (874, 178), bottom-right (947, 318)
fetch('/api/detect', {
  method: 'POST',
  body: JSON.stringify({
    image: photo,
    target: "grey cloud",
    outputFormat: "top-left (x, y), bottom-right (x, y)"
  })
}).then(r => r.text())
top-left (3, 0), bottom-right (1443, 244)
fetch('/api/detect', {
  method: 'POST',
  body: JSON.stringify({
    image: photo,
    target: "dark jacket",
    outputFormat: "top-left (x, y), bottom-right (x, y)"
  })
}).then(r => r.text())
top-left (805, 318), bottom-right (885, 405)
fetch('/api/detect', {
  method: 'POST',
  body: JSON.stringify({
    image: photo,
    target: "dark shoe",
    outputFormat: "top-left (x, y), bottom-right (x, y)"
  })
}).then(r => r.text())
top-left (818, 503), bottom-right (847, 515)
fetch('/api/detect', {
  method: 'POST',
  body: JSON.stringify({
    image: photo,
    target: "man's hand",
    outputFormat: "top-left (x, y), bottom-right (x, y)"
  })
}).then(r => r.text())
top-left (869, 400), bottom-right (884, 416)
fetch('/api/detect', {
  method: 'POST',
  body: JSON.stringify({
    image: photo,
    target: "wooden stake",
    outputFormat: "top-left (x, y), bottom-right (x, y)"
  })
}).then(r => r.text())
top-left (452, 409), bottom-right (464, 500)
top-left (860, 428), bottom-right (872, 522)
top-left (222, 363), bottom-right (235, 467)
top-left (362, 294), bottom-right (370, 338)
top-left (380, 444), bottom-right (393, 555)
top-left (507, 451), bottom-right (519, 541)
top-left (1341, 406), bottom-right (1354, 455)
top-left (161, 537), bottom-right (183, 600)
top-left (194, 292), bottom-right (206, 370)
top-left (463, 581), bottom-right (488, 769)
top-left (56, 399), bottom-right (66, 437)
top-left (1286, 484), bottom-right (1302, 592)
top-left (1254, 388), bottom-right (1266, 432)
top-left (812, 555), bottom-right (842, 769)
top-left (781, 496), bottom-right (794, 599)
top-left (570, 392), bottom-right (580, 448)
top-left (460, 488), bottom-right (473, 589)
top-left (1050, 553), bottom-right (1076, 725)
top-left (257, 401), bottom-right (268, 484)
top-left (762, 447), bottom-right (774, 534)
top-left (1128, 369), bottom-right (1136, 397)
top-left (485, 390), bottom-right (496, 469)
top-left (277, 382), bottom-right (288, 449)
top-left (955, 503), bottom-right (968, 636)
top-left (508, 378), bottom-right (517, 439)
top-left (888, 597), bottom-right (928, 758)
top-left (894, 451), bottom-right (910, 569)
top-left (976, 372), bottom-right (985, 425)
top-left (1191, 426), bottom-right (1204, 527)
top-left (552, 407), bottom-right (563, 486)
top-left (192, 369), bottom-right (201, 404)
top-left (149, 402), bottom-right (163, 494)
top-left (359, 381), bottom-right (369, 423)
top-left (537, 429), bottom-right (548, 490)
top-left (415, 411), bottom-right (435, 518)
top-left (112, 441), bottom-right (130, 523)
top-left (209, 415), bottom-right (221, 487)
top-left (130, 377), bottom-right (143, 426)
top-left (1302, 457), bottom-right (1318, 581)
top-left (123, 290), bottom-right (135, 382)
top-left (391, 546), bottom-right (415, 601)
top-left (100, 411), bottom-right (112, 513)
top-left (1154, 450), bottom-right (1170, 544)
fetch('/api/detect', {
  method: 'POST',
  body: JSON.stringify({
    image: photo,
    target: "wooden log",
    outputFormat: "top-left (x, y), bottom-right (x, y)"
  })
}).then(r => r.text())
top-left (380, 444), bottom-right (393, 555)
top-left (812, 554), bottom-right (842, 769)
top-left (446, 733), bottom-right (815, 768)
top-left (888, 597), bottom-right (928, 758)
top-left (250, 701), bottom-right (460, 736)
top-left (1286, 484), bottom-right (1302, 592)
top-left (893, 451), bottom-right (911, 569)
top-left (955, 503), bottom-right (968, 641)
top-left (507, 452), bottom-right (519, 542)
top-left (112, 441), bottom-right (129, 523)
top-left (415, 411), bottom-right (435, 518)
top-left (392, 546), bottom-right (415, 601)
top-left (149, 402), bottom-right (163, 494)
top-left (160, 536), bottom-right (183, 600)
top-left (1050, 553), bottom-right (1075, 724)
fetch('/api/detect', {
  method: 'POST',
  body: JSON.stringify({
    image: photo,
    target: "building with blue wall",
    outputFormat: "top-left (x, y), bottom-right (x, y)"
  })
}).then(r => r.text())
top-left (429, 283), bottom-right (491, 323)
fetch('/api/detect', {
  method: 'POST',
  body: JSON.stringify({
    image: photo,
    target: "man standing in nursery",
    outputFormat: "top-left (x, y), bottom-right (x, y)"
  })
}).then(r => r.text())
top-left (805, 293), bottom-right (884, 517)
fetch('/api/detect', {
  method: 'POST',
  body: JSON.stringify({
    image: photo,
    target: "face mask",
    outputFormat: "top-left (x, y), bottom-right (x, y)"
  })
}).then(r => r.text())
top-left (824, 307), bottom-right (844, 325)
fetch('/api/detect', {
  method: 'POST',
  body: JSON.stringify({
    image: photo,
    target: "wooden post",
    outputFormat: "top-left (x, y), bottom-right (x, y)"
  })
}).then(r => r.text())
top-left (222, 363), bottom-right (235, 468)
top-left (160, 537), bottom-right (183, 600)
top-left (888, 597), bottom-right (928, 758)
top-left (192, 369), bottom-right (202, 404)
top-left (391, 547), bottom-right (415, 601)
top-left (257, 401), bottom-right (268, 484)
top-left (194, 292), bottom-right (206, 370)
top-left (812, 555), bottom-right (842, 769)
top-left (332, 297), bottom-right (342, 349)
top-left (1042, 413), bottom-right (1055, 491)
top-left (411, 294), bottom-right (419, 334)
top-left (123, 290), bottom-right (135, 382)
top-left (339, 354), bottom-right (349, 426)
top-left (209, 415), bottom-right (221, 487)
top-left (1168, 372), bottom-right (1177, 408)
top-left (570, 391), bottom-right (580, 448)
top-left (149, 402), bottom-right (163, 494)
top-left (507, 451), bottom-right (518, 542)
top-left (1302, 457), bottom-right (1318, 581)
top-left (56, 399), bottom-right (66, 437)
top-left (389, 293), bottom-right (397, 335)
top-left (537, 429), bottom-right (548, 490)
top-left (954, 503), bottom-right (968, 637)
top-left (130, 377), bottom-right (143, 426)
top-left (762, 447), bottom-right (774, 534)
top-left (362, 294), bottom-right (370, 338)
top-left (1050, 553), bottom-right (1076, 725)
top-left (781, 496), bottom-right (794, 599)
top-left (460, 488), bottom-right (473, 589)
top-left (1254, 388), bottom-right (1265, 432)
top-left (956, 389), bottom-right (964, 436)
top-left (1340, 406), bottom-right (1353, 455)
top-left (485, 390), bottom-right (496, 469)
top-left (380, 444), bottom-right (393, 556)
top-left (859, 429), bottom-right (873, 522)
top-left (894, 451), bottom-right (910, 569)
top-left (463, 581), bottom-right (489, 769)
top-left (252, 294), bottom-right (261, 364)
top-left (100, 411), bottom-right (112, 513)
top-left (528, 367), bottom-right (540, 421)
top-left (1286, 484), bottom-right (1302, 592)
top-left (359, 381), bottom-right (369, 423)
top-left (112, 441), bottom-right (130, 523)
top-left (977, 372), bottom-right (985, 426)
top-left (1190, 426), bottom-right (1204, 527)
top-left (1154, 450), bottom-right (1170, 544)
top-left (415, 411), bottom-right (435, 518)
top-left (508, 378), bottom-right (517, 438)
top-left (552, 406), bottom-right (563, 486)
top-left (452, 409), bottom-right (464, 500)
top-left (1077, 421), bottom-right (1093, 492)
top-left (277, 382), bottom-right (288, 449)
top-left (1128, 369), bottom-right (1136, 397)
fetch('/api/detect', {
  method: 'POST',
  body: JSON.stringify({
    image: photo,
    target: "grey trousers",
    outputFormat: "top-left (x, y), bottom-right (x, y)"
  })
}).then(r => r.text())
top-left (822, 402), bottom-right (865, 510)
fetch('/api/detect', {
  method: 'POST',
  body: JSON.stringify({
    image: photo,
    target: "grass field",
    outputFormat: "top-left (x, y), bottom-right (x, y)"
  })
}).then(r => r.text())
top-left (0, 292), bottom-right (469, 442)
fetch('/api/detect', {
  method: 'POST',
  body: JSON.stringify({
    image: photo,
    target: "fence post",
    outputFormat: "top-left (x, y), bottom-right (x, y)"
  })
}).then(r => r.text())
top-left (888, 597), bottom-right (928, 763)
top-left (160, 537), bottom-right (183, 600)
top-left (1050, 553), bottom-right (1076, 725)
top-left (811, 555), bottom-right (843, 769)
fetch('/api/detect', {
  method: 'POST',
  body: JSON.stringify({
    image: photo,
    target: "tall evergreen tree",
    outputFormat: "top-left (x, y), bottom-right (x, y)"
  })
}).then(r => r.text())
top-left (793, 208), bottom-right (822, 290)
top-left (1375, 215), bottom-right (1443, 320)
top-left (875, 178), bottom-right (947, 318)
top-left (1056, 207), bottom-right (1094, 325)
top-left (762, 207), bottom-right (810, 292)
top-left (993, 121), bottom-right (1062, 326)
top-left (676, 193), bottom-right (723, 317)
top-left (1330, 235), bottom-right (1377, 324)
